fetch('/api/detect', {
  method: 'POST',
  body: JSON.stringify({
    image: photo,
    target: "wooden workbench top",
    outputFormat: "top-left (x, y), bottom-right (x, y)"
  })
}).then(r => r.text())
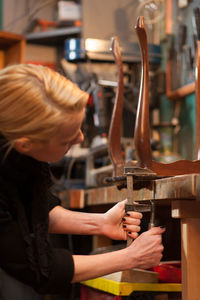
top-left (85, 173), bottom-right (200, 206)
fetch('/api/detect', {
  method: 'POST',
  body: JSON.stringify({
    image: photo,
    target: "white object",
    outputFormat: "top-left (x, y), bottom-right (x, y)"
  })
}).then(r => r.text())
top-left (58, 1), bottom-right (81, 21)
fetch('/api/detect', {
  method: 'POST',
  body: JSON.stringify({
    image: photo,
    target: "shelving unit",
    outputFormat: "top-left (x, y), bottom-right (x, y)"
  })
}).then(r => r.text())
top-left (0, 31), bottom-right (25, 68)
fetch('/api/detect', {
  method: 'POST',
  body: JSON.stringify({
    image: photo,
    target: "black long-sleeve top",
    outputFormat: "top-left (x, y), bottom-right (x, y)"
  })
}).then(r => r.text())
top-left (0, 136), bottom-right (74, 294)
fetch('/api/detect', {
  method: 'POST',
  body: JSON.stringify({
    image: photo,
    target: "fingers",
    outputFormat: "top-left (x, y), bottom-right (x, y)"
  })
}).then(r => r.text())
top-left (123, 222), bottom-right (141, 233)
top-left (121, 201), bottom-right (165, 241)
top-left (127, 231), bottom-right (139, 239)
top-left (141, 228), bottom-right (164, 246)
top-left (148, 226), bottom-right (166, 235)
top-left (126, 210), bottom-right (143, 220)
top-left (123, 211), bottom-right (142, 224)
top-left (122, 211), bottom-right (142, 238)
top-left (148, 252), bottom-right (163, 269)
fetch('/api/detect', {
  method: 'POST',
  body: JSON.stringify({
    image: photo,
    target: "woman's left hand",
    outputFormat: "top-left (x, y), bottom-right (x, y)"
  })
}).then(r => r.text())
top-left (102, 199), bottom-right (142, 240)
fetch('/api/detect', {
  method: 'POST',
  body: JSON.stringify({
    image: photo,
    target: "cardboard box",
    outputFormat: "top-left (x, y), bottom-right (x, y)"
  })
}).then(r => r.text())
top-left (57, 1), bottom-right (81, 21)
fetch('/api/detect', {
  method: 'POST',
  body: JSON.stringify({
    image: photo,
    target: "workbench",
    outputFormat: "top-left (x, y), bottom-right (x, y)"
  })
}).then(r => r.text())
top-left (73, 173), bottom-right (200, 299)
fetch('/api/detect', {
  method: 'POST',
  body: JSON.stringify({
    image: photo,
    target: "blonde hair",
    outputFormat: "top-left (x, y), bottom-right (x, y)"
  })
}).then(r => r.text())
top-left (0, 64), bottom-right (88, 146)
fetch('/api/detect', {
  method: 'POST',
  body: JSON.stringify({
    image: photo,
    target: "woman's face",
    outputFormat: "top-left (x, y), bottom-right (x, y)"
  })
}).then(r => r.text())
top-left (28, 109), bottom-right (85, 163)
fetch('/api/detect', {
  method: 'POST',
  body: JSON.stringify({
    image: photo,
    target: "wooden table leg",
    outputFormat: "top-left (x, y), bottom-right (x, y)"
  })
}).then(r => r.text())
top-left (181, 218), bottom-right (200, 299)
top-left (172, 200), bottom-right (200, 299)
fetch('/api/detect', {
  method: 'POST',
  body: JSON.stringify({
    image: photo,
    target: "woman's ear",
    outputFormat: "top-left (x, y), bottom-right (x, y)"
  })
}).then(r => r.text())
top-left (14, 138), bottom-right (33, 154)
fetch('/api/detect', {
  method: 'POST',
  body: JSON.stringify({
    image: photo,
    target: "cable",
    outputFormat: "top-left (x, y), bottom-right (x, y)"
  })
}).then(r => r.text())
top-left (4, 0), bottom-right (56, 31)
top-left (28, 0), bottom-right (57, 20)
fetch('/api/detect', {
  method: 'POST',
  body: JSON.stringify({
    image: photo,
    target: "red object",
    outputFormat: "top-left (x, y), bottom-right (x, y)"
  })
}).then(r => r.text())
top-left (37, 19), bottom-right (58, 31)
top-left (87, 94), bottom-right (93, 107)
top-left (152, 262), bottom-right (181, 283)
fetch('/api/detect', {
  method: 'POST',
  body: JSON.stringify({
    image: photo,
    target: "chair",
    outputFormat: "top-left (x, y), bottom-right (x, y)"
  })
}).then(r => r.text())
top-left (133, 16), bottom-right (200, 176)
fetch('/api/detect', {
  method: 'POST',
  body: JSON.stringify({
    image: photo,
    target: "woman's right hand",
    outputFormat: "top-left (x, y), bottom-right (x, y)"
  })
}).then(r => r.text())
top-left (127, 227), bottom-right (165, 270)
top-left (72, 226), bottom-right (165, 283)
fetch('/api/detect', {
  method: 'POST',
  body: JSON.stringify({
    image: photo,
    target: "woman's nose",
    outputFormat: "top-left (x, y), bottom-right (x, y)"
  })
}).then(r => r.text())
top-left (74, 130), bottom-right (84, 145)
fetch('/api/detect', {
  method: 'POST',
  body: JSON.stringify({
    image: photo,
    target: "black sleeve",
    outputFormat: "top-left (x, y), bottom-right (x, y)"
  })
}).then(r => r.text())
top-left (46, 164), bottom-right (61, 212)
top-left (48, 190), bottom-right (61, 212)
top-left (0, 195), bottom-right (74, 295)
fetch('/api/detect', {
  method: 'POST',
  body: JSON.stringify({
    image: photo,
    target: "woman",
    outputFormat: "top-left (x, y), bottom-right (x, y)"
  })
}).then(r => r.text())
top-left (0, 64), bottom-right (165, 296)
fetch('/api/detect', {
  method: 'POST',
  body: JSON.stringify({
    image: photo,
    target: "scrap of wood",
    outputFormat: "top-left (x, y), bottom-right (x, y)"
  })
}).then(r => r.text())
top-left (103, 268), bottom-right (158, 283)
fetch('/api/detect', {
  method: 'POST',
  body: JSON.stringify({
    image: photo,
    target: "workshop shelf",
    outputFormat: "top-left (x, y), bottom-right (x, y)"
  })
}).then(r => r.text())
top-left (0, 31), bottom-right (25, 68)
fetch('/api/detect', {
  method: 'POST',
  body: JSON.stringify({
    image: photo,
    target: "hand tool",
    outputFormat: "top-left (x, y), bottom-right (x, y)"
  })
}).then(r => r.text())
top-left (183, 45), bottom-right (193, 72)
top-left (176, 24), bottom-right (187, 87)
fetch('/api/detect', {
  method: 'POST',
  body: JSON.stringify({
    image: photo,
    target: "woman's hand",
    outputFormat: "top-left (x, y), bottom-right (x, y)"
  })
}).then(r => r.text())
top-left (127, 226), bottom-right (165, 269)
top-left (101, 199), bottom-right (142, 240)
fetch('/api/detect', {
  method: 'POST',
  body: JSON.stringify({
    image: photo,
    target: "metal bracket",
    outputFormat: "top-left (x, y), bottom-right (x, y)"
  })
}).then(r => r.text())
top-left (125, 203), bottom-right (151, 213)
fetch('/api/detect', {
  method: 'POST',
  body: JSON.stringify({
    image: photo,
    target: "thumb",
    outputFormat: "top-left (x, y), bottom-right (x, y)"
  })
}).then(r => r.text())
top-left (148, 226), bottom-right (166, 235)
top-left (117, 199), bottom-right (127, 208)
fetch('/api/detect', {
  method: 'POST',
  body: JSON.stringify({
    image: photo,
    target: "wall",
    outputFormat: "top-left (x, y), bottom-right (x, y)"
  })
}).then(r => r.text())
top-left (82, 0), bottom-right (165, 45)
top-left (2, 0), bottom-right (56, 34)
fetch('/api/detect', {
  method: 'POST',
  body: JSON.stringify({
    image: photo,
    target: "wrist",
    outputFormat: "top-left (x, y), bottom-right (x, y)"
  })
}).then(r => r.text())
top-left (120, 244), bottom-right (138, 270)
top-left (99, 213), bottom-right (111, 237)
top-left (112, 246), bottom-right (137, 271)
top-left (96, 213), bottom-right (106, 236)
top-left (88, 213), bottom-right (105, 235)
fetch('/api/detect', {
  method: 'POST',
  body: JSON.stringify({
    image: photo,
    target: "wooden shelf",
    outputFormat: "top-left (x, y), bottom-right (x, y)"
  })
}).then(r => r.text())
top-left (0, 31), bottom-right (25, 68)
top-left (25, 26), bottom-right (81, 46)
